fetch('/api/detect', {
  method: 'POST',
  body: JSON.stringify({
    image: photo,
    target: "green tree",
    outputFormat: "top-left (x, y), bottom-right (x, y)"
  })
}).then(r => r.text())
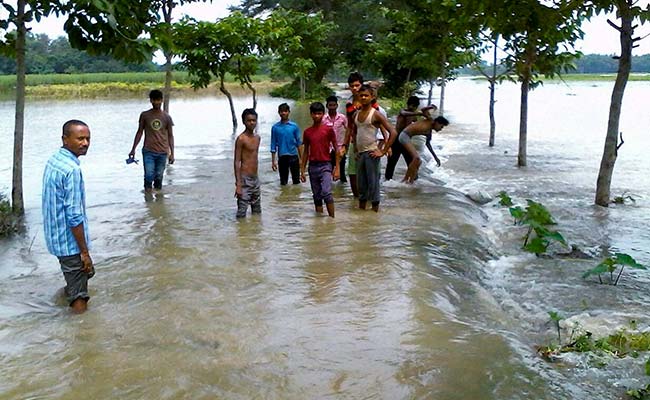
top-left (1, 0), bottom-right (156, 216)
top-left (263, 8), bottom-right (335, 99)
top-left (1, 0), bottom-right (61, 215)
top-left (494, 0), bottom-right (584, 167)
top-left (587, 0), bottom-right (650, 206)
top-left (175, 12), bottom-right (264, 130)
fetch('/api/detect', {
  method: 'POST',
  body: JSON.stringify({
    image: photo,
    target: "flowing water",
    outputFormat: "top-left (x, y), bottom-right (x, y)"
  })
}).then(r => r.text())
top-left (0, 78), bottom-right (649, 399)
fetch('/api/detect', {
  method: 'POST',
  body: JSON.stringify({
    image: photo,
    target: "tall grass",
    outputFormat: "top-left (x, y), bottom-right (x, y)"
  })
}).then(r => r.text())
top-left (0, 72), bottom-right (191, 91)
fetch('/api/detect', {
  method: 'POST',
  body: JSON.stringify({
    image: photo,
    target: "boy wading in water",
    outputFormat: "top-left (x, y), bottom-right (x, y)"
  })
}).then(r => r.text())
top-left (270, 103), bottom-right (303, 185)
top-left (347, 84), bottom-right (397, 212)
top-left (128, 89), bottom-right (175, 192)
top-left (234, 108), bottom-right (262, 218)
top-left (399, 108), bottom-right (449, 183)
top-left (300, 102), bottom-right (340, 218)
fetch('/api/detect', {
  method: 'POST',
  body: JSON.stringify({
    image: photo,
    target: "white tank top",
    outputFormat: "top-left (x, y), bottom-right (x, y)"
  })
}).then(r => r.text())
top-left (355, 108), bottom-right (378, 153)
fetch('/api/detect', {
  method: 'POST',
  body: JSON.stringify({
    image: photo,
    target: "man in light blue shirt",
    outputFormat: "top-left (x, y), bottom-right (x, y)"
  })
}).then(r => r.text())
top-left (270, 103), bottom-right (303, 185)
top-left (42, 119), bottom-right (93, 313)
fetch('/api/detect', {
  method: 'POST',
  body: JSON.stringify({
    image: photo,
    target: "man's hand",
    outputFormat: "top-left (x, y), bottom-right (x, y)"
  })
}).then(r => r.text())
top-left (128, 151), bottom-right (135, 159)
top-left (272, 161), bottom-right (277, 171)
top-left (338, 147), bottom-right (347, 157)
top-left (80, 251), bottom-right (93, 274)
top-left (435, 156), bottom-right (441, 167)
top-left (300, 171), bottom-right (306, 183)
top-left (370, 149), bottom-right (383, 158)
top-left (332, 167), bottom-right (340, 181)
top-left (168, 154), bottom-right (175, 164)
top-left (234, 184), bottom-right (242, 198)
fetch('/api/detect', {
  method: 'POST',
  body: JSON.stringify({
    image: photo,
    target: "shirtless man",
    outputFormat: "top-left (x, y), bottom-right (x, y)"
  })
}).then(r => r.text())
top-left (385, 96), bottom-right (431, 181)
top-left (234, 108), bottom-right (262, 218)
top-left (398, 108), bottom-right (449, 183)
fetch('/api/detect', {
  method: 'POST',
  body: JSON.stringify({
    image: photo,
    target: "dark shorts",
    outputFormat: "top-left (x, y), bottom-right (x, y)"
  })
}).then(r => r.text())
top-left (308, 161), bottom-right (334, 206)
top-left (58, 254), bottom-right (92, 305)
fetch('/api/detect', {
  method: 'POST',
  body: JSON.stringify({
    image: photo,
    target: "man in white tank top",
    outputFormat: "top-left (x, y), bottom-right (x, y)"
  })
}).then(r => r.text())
top-left (347, 84), bottom-right (397, 212)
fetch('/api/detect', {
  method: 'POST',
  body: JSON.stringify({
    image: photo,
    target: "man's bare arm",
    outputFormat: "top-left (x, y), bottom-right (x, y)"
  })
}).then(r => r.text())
top-left (234, 136), bottom-right (243, 197)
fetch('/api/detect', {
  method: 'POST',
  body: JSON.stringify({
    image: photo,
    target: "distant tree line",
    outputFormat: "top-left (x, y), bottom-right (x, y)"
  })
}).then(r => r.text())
top-left (0, 33), bottom-right (157, 75)
top-left (459, 53), bottom-right (650, 75)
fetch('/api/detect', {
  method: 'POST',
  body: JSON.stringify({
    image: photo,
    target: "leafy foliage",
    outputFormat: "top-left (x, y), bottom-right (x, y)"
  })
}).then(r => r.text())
top-left (500, 193), bottom-right (567, 255)
top-left (0, 192), bottom-right (17, 236)
top-left (583, 253), bottom-right (647, 285)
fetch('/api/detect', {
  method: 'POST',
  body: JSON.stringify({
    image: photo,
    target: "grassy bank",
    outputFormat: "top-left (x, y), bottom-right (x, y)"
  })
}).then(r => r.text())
top-left (470, 73), bottom-right (650, 82)
top-left (0, 72), bottom-right (284, 99)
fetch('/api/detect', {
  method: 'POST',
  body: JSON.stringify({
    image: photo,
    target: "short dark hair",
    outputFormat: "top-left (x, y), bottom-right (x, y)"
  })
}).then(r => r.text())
top-left (325, 95), bottom-right (338, 104)
top-left (241, 108), bottom-right (258, 122)
top-left (149, 89), bottom-right (163, 100)
top-left (62, 119), bottom-right (88, 137)
top-left (278, 103), bottom-right (290, 112)
top-left (309, 101), bottom-right (325, 113)
top-left (407, 96), bottom-right (420, 107)
top-left (434, 116), bottom-right (449, 126)
top-left (358, 83), bottom-right (372, 93)
top-left (347, 71), bottom-right (363, 85)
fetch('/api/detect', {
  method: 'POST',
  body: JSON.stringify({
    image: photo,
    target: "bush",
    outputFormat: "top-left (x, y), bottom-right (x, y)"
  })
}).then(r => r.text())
top-left (269, 81), bottom-right (334, 101)
top-left (0, 193), bottom-right (17, 237)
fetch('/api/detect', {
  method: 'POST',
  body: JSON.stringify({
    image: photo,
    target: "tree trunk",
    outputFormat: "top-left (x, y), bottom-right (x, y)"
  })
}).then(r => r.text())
top-left (12, 0), bottom-right (26, 216)
top-left (518, 75), bottom-right (529, 167)
top-left (403, 68), bottom-right (412, 101)
top-left (220, 73), bottom-right (237, 132)
top-left (163, 52), bottom-right (173, 112)
top-left (244, 78), bottom-right (257, 110)
top-left (439, 56), bottom-right (446, 115)
top-left (427, 79), bottom-right (434, 106)
top-left (489, 38), bottom-right (498, 147)
top-left (162, 0), bottom-right (174, 112)
top-left (595, 7), bottom-right (633, 206)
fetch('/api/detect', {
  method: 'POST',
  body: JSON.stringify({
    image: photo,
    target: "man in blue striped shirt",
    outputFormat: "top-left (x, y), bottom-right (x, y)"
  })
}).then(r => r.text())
top-left (42, 120), bottom-right (93, 313)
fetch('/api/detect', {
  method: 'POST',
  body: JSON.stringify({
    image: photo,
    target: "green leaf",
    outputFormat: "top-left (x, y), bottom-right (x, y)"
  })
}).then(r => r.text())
top-left (614, 253), bottom-right (646, 270)
top-left (582, 262), bottom-right (611, 279)
top-left (498, 191), bottom-right (513, 206)
top-left (524, 237), bottom-right (547, 254)
top-left (509, 206), bottom-right (525, 223)
top-left (645, 358), bottom-right (650, 376)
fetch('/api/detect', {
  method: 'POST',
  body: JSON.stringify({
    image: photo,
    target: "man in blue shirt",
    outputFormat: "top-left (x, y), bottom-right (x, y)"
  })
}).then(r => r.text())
top-left (270, 103), bottom-right (303, 185)
top-left (42, 120), bottom-right (93, 313)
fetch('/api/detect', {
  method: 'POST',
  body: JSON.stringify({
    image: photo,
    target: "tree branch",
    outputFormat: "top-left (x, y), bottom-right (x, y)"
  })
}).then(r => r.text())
top-left (607, 19), bottom-right (622, 32)
top-left (616, 132), bottom-right (625, 155)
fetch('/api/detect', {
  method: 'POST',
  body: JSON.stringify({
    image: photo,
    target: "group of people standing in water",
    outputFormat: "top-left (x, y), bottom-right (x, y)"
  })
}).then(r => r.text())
top-left (234, 72), bottom-right (450, 218)
top-left (41, 73), bottom-right (448, 312)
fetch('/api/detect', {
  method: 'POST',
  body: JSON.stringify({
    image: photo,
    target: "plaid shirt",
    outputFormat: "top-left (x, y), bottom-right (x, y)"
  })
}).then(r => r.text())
top-left (42, 147), bottom-right (90, 257)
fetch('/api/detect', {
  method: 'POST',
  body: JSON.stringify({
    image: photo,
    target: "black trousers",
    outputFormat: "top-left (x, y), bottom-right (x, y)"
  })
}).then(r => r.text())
top-left (385, 139), bottom-right (414, 181)
top-left (279, 155), bottom-right (300, 185)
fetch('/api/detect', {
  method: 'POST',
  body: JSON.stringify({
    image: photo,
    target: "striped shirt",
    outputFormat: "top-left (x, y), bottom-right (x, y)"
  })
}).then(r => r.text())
top-left (42, 147), bottom-right (90, 257)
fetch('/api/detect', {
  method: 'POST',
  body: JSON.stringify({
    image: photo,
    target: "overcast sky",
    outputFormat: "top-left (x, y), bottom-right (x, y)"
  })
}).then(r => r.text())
top-left (19, 1), bottom-right (650, 56)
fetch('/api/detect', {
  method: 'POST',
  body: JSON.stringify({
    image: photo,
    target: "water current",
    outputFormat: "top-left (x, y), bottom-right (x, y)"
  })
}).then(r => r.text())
top-left (0, 78), bottom-right (649, 399)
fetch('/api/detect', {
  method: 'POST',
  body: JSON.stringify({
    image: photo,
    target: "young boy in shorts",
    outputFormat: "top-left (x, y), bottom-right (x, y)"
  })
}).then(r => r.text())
top-left (300, 102), bottom-right (340, 218)
top-left (234, 108), bottom-right (262, 218)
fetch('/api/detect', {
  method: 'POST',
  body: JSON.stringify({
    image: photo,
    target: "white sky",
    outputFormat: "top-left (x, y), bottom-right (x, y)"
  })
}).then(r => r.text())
top-left (13, 1), bottom-right (650, 56)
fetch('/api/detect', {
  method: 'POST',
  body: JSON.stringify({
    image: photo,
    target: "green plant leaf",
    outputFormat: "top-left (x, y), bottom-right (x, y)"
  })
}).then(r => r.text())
top-left (582, 262), bottom-right (610, 279)
top-left (524, 237), bottom-right (548, 254)
top-left (509, 206), bottom-right (525, 223)
top-left (646, 358), bottom-right (650, 376)
top-left (614, 253), bottom-right (646, 270)
top-left (498, 191), bottom-right (513, 206)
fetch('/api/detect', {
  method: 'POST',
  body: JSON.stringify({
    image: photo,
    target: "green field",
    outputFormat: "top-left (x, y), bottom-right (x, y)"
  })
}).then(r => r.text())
top-left (0, 72), bottom-right (279, 98)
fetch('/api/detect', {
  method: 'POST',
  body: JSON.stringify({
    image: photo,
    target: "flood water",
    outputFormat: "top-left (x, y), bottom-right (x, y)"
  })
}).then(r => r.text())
top-left (1, 78), bottom-right (649, 399)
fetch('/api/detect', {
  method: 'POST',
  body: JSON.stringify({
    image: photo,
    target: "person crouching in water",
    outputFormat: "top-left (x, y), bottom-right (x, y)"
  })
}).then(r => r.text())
top-left (398, 107), bottom-right (449, 183)
top-left (300, 102), bottom-right (340, 217)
